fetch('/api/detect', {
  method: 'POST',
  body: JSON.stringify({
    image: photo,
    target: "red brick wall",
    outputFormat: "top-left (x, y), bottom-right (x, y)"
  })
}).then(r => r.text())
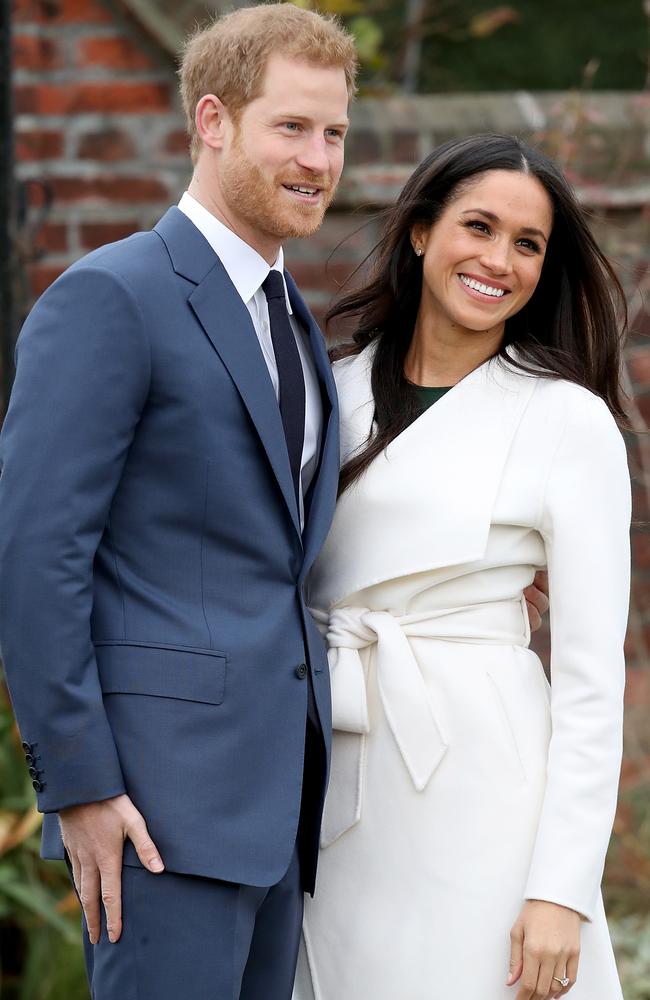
top-left (12, 0), bottom-right (190, 300)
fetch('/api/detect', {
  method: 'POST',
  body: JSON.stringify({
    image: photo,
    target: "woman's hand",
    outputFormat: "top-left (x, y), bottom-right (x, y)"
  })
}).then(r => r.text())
top-left (507, 899), bottom-right (580, 999)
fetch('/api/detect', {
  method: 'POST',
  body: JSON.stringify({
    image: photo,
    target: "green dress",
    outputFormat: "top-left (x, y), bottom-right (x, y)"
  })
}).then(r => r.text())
top-left (414, 385), bottom-right (451, 411)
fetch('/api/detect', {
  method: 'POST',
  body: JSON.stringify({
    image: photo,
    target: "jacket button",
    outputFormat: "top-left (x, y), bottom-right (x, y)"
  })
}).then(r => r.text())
top-left (296, 663), bottom-right (308, 679)
top-left (32, 779), bottom-right (43, 793)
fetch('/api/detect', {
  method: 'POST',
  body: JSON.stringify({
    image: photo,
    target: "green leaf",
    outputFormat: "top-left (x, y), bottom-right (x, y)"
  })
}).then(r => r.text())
top-left (0, 868), bottom-right (78, 943)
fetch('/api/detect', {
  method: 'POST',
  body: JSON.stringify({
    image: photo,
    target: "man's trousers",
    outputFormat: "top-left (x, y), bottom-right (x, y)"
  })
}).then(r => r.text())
top-left (71, 707), bottom-right (326, 1000)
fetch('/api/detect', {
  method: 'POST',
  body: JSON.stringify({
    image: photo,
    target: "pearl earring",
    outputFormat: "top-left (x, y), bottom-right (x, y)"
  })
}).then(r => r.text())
top-left (415, 247), bottom-right (423, 257)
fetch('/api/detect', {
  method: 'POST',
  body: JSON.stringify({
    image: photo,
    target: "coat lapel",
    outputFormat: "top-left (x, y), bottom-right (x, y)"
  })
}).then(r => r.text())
top-left (155, 208), bottom-right (302, 540)
top-left (310, 343), bottom-right (539, 609)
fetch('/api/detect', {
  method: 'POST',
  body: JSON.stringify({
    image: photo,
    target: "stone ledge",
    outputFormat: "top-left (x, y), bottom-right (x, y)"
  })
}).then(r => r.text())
top-left (349, 92), bottom-right (650, 132)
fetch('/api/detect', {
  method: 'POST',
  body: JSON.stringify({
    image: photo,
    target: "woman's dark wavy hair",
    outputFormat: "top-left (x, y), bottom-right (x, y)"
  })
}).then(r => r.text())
top-left (329, 133), bottom-right (628, 495)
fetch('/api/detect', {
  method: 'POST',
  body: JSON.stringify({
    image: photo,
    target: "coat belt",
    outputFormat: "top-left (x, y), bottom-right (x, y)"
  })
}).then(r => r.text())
top-left (316, 598), bottom-right (530, 847)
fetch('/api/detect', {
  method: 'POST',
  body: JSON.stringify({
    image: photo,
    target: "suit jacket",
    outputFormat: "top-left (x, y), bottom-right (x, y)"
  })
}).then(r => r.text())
top-left (0, 207), bottom-right (339, 890)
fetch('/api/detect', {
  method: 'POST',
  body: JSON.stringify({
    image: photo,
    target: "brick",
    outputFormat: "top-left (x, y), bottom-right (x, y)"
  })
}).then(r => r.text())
top-left (163, 130), bottom-right (189, 155)
top-left (390, 131), bottom-right (420, 164)
top-left (49, 176), bottom-right (169, 203)
top-left (79, 221), bottom-right (139, 249)
top-left (77, 129), bottom-right (136, 161)
top-left (633, 392), bottom-right (650, 429)
top-left (627, 348), bottom-right (650, 388)
top-left (619, 757), bottom-right (648, 791)
top-left (347, 129), bottom-right (382, 166)
top-left (13, 0), bottom-right (112, 24)
top-left (27, 263), bottom-right (67, 298)
top-left (286, 261), bottom-right (355, 291)
top-left (15, 82), bottom-right (171, 115)
top-left (15, 129), bottom-right (64, 160)
top-left (624, 666), bottom-right (650, 707)
top-left (631, 531), bottom-right (650, 568)
top-left (35, 222), bottom-right (68, 254)
top-left (13, 34), bottom-right (63, 71)
top-left (77, 36), bottom-right (155, 71)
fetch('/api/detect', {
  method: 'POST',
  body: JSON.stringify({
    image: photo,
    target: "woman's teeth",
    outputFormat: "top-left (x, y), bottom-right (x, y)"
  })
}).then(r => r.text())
top-left (460, 274), bottom-right (505, 298)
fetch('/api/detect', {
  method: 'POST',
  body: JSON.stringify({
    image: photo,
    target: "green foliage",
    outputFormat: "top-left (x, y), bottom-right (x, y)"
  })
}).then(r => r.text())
top-left (298, 0), bottom-right (647, 93)
top-left (0, 672), bottom-right (88, 999)
top-left (610, 916), bottom-right (650, 1000)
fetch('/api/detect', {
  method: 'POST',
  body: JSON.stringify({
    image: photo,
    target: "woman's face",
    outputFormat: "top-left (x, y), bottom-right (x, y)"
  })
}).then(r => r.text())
top-left (411, 169), bottom-right (554, 340)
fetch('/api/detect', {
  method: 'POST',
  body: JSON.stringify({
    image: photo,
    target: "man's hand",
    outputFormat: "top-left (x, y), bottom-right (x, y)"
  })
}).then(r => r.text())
top-left (524, 570), bottom-right (549, 632)
top-left (60, 793), bottom-right (164, 945)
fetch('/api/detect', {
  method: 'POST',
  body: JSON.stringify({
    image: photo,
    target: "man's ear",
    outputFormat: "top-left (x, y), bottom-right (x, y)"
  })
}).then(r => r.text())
top-left (194, 94), bottom-right (229, 152)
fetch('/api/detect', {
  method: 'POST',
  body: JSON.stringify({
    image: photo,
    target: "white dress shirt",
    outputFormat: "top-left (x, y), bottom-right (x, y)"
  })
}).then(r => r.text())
top-left (178, 192), bottom-right (323, 531)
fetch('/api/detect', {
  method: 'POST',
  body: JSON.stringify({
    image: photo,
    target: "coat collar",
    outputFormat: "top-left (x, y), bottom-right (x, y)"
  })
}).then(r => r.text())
top-left (309, 342), bottom-right (539, 609)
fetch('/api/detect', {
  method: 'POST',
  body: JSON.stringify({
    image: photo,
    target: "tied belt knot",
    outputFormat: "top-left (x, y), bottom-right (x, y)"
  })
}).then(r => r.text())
top-left (317, 598), bottom-right (530, 847)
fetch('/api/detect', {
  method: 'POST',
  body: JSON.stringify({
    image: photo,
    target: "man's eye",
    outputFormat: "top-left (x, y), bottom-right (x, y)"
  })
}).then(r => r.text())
top-left (283, 122), bottom-right (300, 131)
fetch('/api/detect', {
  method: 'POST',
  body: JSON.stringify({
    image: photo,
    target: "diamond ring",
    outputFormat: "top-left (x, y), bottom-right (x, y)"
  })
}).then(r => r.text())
top-left (553, 976), bottom-right (570, 988)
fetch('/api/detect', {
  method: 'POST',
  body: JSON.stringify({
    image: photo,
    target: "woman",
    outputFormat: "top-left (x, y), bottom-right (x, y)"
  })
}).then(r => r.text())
top-left (294, 135), bottom-right (630, 1000)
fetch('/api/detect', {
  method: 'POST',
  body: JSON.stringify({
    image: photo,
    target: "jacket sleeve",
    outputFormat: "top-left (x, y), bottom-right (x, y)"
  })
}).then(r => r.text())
top-left (0, 262), bottom-right (151, 813)
top-left (524, 390), bottom-right (631, 920)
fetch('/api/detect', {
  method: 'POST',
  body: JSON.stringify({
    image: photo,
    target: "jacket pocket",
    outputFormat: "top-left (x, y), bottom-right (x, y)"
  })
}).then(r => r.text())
top-left (95, 640), bottom-right (227, 705)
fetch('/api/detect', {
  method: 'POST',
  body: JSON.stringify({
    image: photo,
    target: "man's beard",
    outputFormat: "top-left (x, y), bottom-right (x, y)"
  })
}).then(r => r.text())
top-left (219, 135), bottom-right (336, 241)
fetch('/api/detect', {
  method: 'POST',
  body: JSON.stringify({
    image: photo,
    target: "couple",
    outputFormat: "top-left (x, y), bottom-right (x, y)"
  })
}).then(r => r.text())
top-left (0, 4), bottom-right (629, 1000)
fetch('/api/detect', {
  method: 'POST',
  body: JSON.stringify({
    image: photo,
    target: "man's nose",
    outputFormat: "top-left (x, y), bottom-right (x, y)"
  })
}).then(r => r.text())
top-left (295, 134), bottom-right (330, 175)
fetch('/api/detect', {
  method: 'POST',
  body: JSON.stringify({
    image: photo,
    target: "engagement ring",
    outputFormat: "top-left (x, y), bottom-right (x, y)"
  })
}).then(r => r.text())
top-left (553, 976), bottom-right (570, 988)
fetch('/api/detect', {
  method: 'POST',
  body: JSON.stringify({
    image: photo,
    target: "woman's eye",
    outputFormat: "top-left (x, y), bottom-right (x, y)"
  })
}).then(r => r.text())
top-left (517, 238), bottom-right (541, 253)
top-left (465, 220), bottom-right (490, 234)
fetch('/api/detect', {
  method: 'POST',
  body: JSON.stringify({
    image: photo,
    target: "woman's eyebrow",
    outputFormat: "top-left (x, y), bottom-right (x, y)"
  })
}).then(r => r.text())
top-left (461, 208), bottom-right (548, 243)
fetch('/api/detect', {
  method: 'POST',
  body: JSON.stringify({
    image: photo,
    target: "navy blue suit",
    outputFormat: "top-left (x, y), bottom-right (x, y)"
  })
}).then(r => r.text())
top-left (0, 208), bottom-right (339, 997)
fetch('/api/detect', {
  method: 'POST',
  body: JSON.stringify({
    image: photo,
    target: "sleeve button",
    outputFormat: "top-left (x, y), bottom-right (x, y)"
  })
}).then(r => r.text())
top-left (32, 779), bottom-right (43, 793)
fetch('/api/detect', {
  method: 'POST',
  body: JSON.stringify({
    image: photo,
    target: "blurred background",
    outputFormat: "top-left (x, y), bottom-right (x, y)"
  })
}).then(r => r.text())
top-left (0, 0), bottom-right (649, 996)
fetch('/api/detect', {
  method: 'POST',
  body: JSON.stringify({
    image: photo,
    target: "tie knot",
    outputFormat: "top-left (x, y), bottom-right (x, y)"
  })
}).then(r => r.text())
top-left (262, 270), bottom-right (286, 302)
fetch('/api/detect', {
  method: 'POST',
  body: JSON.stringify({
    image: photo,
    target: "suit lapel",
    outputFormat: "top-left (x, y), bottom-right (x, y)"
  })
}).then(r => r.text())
top-left (284, 273), bottom-right (341, 575)
top-left (155, 208), bottom-right (302, 540)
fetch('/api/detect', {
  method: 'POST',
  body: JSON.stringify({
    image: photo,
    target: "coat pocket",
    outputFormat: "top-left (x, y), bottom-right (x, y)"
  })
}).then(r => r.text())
top-left (95, 640), bottom-right (227, 705)
top-left (486, 667), bottom-right (527, 783)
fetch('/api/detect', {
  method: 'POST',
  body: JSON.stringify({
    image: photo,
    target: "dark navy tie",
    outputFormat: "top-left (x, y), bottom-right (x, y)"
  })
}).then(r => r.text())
top-left (262, 270), bottom-right (306, 509)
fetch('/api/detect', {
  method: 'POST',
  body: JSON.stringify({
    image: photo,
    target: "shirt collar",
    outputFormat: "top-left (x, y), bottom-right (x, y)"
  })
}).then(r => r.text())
top-left (178, 192), bottom-right (293, 314)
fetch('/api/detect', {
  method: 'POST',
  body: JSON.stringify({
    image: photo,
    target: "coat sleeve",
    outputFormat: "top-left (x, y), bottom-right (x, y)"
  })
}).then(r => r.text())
top-left (524, 389), bottom-right (631, 920)
top-left (0, 262), bottom-right (151, 813)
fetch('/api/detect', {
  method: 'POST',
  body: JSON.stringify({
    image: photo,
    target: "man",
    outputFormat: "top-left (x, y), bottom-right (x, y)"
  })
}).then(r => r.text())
top-left (0, 5), bottom-right (548, 998)
top-left (0, 6), bottom-right (355, 998)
